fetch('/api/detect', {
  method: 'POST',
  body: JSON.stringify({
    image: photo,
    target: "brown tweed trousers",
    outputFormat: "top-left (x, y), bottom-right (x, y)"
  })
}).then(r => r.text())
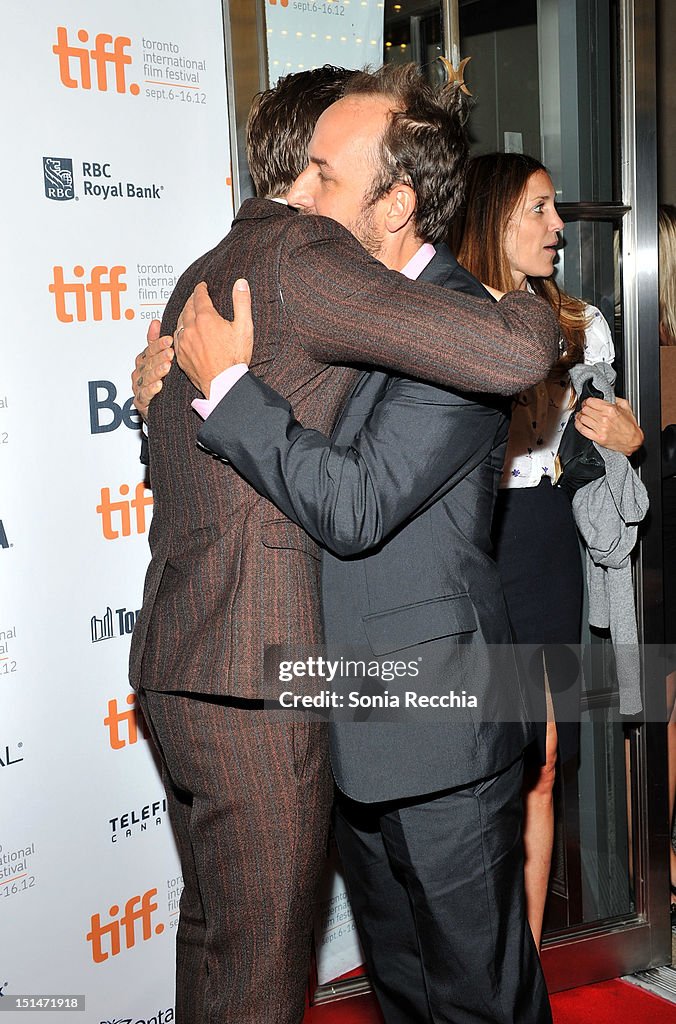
top-left (129, 198), bottom-right (558, 1024)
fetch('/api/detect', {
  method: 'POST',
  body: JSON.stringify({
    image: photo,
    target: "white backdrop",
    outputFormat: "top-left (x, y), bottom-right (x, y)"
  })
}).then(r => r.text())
top-left (1, 2), bottom-right (233, 1020)
top-left (0, 2), bottom-right (390, 1016)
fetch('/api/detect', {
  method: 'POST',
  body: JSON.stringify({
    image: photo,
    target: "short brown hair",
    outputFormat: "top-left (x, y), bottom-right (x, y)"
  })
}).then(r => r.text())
top-left (246, 66), bottom-right (355, 198)
top-left (343, 62), bottom-right (469, 244)
top-left (450, 152), bottom-right (589, 369)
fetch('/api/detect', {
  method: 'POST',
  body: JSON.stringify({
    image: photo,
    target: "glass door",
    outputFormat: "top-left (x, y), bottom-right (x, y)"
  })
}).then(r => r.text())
top-left (223, 0), bottom-right (669, 997)
top-left (453, 0), bottom-right (669, 988)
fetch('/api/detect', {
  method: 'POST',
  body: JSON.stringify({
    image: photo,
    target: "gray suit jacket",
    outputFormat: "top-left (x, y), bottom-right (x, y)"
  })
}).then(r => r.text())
top-left (198, 244), bottom-right (534, 801)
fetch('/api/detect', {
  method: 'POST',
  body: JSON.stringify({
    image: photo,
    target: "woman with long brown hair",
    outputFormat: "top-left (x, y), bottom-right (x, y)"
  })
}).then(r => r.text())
top-left (450, 153), bottom-right (644, 949)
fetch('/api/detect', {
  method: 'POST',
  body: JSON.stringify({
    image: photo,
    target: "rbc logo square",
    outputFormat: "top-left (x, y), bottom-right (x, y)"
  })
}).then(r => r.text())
top-left (43, 157), bottom-right (75, 201)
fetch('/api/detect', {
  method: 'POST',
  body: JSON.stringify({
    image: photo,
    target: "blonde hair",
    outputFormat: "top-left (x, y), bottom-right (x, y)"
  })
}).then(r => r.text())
top-left (659, 205), bottom-right (676, 345)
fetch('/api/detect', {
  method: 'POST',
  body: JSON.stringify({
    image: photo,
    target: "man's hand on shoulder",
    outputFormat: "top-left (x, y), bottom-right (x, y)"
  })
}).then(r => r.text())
top-left (174, 280), bottom-right (253, 398)
top-left (132, 319), bottom-right (174, 422)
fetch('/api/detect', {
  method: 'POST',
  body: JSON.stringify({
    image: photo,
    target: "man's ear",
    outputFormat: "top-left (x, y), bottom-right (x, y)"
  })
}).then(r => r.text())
top-left (383, 183), bottom-right (417, 234)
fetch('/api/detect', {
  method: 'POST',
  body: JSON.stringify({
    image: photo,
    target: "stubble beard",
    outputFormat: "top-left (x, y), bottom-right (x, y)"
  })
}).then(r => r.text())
top-left (348, 199), bottom-right (385, 260)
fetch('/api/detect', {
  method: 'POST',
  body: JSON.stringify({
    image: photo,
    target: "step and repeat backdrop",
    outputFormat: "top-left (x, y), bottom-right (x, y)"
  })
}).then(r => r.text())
top-left (0, 1), bottom-right (233, 1020)
top-left (0, 1), bottom-right (384, 1019)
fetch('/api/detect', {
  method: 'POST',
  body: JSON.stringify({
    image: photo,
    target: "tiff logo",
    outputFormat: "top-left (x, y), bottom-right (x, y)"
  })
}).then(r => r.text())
top-left (49, 266), bottom-right (134, 323)
top-left (96, 483), bottom-right (153, 540)
top-left (104, 694), bottom-right (146, 750)
top-left (86, 889), bottom-right (163, 963)
top-left (53, 27), bottom-right (139, 94)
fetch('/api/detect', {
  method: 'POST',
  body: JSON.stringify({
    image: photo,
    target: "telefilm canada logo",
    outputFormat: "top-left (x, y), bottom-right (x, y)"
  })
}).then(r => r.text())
top-left (109, 796), bottom-right (167, 844)
top-left (43, 157), bottom-right (75, 201)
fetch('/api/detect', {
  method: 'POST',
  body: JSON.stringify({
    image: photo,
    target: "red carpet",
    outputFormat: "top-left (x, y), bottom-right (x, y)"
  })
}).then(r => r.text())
top-left (549, 978), bottom-right (676, 1022)
top-left (304, 993), bottom-right (383, 1023)
top-left (304, 978), bottom-right (676, 1022)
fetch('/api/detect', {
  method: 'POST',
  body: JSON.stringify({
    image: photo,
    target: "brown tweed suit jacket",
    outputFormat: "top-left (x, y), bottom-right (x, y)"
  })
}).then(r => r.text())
top-left (129, 198), bottom-right (557, 699)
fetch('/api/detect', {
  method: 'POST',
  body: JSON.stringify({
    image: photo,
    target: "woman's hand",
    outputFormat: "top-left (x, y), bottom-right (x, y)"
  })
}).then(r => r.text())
top-left (574, 396), bottom-right (644, 456)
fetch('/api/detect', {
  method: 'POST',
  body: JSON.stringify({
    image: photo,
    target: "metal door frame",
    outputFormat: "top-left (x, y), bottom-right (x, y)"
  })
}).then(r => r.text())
top-left (447, 0), bottom-right (669, 988)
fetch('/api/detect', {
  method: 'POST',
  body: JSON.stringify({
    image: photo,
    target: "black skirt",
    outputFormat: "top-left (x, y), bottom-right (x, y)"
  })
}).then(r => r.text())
top-left (492, 477), bottom-right (583, 764)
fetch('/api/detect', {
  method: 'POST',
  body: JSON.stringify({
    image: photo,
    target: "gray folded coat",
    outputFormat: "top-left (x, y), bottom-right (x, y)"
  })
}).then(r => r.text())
top-left (569, 361), bottom-right (649, 715)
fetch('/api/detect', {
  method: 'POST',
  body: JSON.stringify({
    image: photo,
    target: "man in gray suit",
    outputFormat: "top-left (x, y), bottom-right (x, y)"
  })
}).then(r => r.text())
top-left (140, 65), bottom-right (552, 1023)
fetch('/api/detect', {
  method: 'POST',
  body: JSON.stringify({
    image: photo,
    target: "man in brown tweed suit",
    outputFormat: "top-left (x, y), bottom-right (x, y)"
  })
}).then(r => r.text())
top-left (131, 66), bottom-right (558, 1024)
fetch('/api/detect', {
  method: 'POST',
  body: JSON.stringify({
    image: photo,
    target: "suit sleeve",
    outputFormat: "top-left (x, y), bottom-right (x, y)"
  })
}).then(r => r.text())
top-left (198, 371), bottom-right (504, 557)
top-left (279, 217), bottom-right (559, 396)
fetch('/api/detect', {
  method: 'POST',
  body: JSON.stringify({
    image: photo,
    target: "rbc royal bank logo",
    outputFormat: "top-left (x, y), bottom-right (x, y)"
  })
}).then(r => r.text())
top-left (43, 157), bottom-right (75, 201)
top-left (43, 160), bottom-right (164, 204)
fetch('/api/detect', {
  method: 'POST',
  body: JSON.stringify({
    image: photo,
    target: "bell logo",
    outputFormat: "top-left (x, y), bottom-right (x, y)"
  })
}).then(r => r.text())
top-left (104, 694), bottom-right (146, 749)
top-left (53, 27), bottom-right (139, 95)
top-left (97, 482), bottom-right (153, 540)
top-left (89, 381), bottom-right (142, 434)
top-left (49, 266), bottom-right (134, 323)
top-left (86, 888), bottom-right (164, 964)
